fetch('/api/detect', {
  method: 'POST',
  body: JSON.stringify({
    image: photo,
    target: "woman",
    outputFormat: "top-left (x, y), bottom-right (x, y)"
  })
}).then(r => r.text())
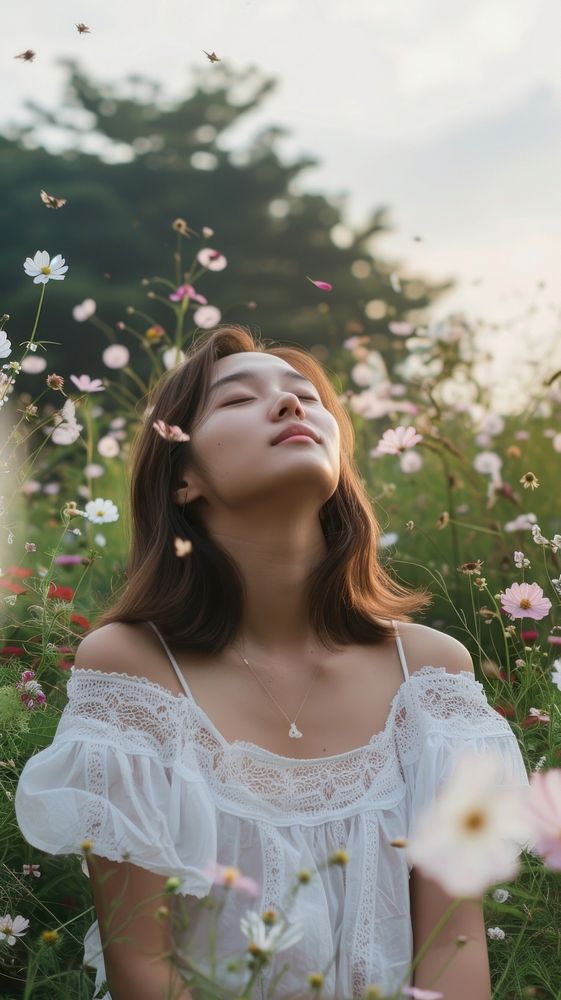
top-left (16, 324), bottom-right (530, 1000)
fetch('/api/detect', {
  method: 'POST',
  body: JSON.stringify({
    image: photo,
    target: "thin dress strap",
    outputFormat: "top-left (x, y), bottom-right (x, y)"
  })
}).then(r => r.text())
top-left (391, 619), bottom-right (410, 682)
top-left (146, 620), bottom-right (193, 700)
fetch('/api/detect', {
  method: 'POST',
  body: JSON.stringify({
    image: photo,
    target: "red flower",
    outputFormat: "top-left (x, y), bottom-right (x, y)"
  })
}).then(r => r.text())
top-left (494, 702), bottom-right (517, 719)
top-left (2, 566), bottom-right (33, 578)
top-left (47, 583), bottom-right (75, 601)
top-left (0, 579), bottom-right (27, 594)
top-left (0, 645), bottom-right (26, 657)
top-left (71, 613), bottom-right (90, 630)
top-left (520, 629), bottom-right (538, 642)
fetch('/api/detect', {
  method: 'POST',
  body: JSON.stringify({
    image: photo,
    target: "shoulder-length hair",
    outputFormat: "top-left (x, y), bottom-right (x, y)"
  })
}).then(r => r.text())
top-left (93, 324), bottom-right (431, 651)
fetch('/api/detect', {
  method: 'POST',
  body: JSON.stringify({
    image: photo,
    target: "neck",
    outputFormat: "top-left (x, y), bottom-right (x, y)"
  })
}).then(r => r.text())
top-left (207, 510), bottom-right (328, 652)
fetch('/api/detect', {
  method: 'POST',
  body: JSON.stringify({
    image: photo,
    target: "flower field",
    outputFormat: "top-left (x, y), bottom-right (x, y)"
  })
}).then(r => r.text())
top-left (1, 227), bottom-right (560, 999)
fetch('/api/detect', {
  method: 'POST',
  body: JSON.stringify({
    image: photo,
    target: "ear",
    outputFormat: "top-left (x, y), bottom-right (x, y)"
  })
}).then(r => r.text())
top-left (171, 479), bottom-right (203, 506)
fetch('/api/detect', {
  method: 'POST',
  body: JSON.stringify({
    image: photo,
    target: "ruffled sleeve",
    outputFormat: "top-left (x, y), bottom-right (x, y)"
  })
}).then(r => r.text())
top-left (393, 666), bottom-right (532, 862)
top-left (15, 667), bottom-right (217, 899)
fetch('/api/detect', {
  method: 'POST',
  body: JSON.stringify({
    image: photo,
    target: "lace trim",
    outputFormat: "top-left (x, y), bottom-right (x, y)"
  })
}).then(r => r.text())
top-left (63, 665), bottom-right (511, 821)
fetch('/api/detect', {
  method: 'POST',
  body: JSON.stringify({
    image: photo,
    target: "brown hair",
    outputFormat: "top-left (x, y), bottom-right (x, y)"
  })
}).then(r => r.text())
top-left (93, 324), bottom-right (431, 651)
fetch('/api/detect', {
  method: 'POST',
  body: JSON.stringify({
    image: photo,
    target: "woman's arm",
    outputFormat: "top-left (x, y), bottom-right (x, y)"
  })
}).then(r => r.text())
top-left (410, 866), bottom-right (491, 999)
top-left (87, 853), bottom-right (194, 1000)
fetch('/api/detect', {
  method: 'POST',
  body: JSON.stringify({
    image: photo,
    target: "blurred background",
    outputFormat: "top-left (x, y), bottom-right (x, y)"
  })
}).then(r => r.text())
top-left (2, 0), bottom-right (561, 412)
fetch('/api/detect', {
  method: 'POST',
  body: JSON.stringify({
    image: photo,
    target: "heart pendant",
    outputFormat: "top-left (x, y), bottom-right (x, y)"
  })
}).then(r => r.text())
top-left (288, 723), bottom-right (303, 739)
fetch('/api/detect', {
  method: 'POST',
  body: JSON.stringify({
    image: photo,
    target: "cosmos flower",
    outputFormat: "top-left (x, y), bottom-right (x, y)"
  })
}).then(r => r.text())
top-left (23, 251), bottom-right (68, 284)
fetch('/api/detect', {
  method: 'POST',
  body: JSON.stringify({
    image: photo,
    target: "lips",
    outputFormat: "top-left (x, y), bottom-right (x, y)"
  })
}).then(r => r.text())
top-left (271, 424), bottom-right (320, 445)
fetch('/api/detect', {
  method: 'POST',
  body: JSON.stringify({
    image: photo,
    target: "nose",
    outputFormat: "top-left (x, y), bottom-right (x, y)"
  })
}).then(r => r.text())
top-left (272, 391), bottom-right (306, 419)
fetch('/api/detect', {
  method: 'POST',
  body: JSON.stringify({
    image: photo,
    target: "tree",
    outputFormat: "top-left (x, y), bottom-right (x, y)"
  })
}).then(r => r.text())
top-left (1, 58), bottom-right (453, 387)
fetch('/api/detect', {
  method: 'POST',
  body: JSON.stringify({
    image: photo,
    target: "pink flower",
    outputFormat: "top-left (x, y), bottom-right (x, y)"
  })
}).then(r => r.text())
top-left (527, 768), bottom-right (561, 869)
top-left (500, 582), bottom-right (552, 621)
top-left (22, 864), bottom-right (41, 878)
top-left (196, 248), bottom-right (228, 271)
top-left (376, 425), bottom-right (423, 455)
top-left (202, 861), bottom-right (260, 897)
top-left (306, 276), bottom-right (332, 291)
top-left (72, 298), bottom-right (96, 322)
top-left (69, 374), bottom-right (105, 393)
top-left (153, 419), bottom-right (190, 442)
top-left (54, 555), bottom-right (83, 565)
top-left (20, 356), bottom-right (47, 374)
top-left (169, 284), bottom-right (209, 304)
top-left (388, 321), bottom-right (414, 337)
top-left (15, 669), bottom-right (46, 710)
top-left (527, 707), bottom-right (550, 723)
top-left (169, 284), bottom-right (189, 303)
top-left (547, 635), bottom-right (561, 646)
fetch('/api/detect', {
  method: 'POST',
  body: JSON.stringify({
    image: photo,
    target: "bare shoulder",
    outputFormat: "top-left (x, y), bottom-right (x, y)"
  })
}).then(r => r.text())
top-left (73, 621), bottom-right (165, 686)
top-left (395, 621), bottom-right (474, 676)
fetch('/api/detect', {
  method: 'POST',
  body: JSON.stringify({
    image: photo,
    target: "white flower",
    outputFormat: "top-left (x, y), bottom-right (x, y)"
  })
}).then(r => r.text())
top-left (97, 436), bottom-right (120, 458)
top-left (399, 449), bottom-right (423, 473)
top-left (51, 399), bottom-right (83, 445)
top-left (379, 532), bottom-right (399, 548)
top-left (551, 658), bottom-right (561, 692)
top-left (239, 911), bottom-right (303, 957)
top-left (84, 463), bottom-right (105, 478)
top-left (479, 413), bottom-right (505, 436)
top-left (162, 347), bottom-right (185, 370)
top-left (0, 332), bottom-right (12, 359)
top-left (530, 524), bottom-right (549, 547)
top-left (193, 304), bottom-right (222, 329)
top-left (23, 251), bottom-right (68, 284)
top-left (196, 247), bottom-right (227, 271)
top-left (102, 344), bottom-right (130, 369)
top-left (352, 362), bottom-right (378, 388)
top-left (0, 914), bottom-right (30, 945)
top-left (492, 889), bottom-right (510, 903)
top-left (405, 748), bottom-right (534, 898)
top-left (72, 298), bottom-right (96, 322)
top-left (513, 551), bottom-right (530, 569)
top-left (551, 578), bottom-right (561, 599)
top-left (473, 451), bottom-right (502, 478)
top-left (94, 533), bottom-right (107, 547)
top-left (487, 927), bottom-right (506, 941)
top-left (503, 513), bottom-right (537, 533)
top-left (550, 534), bottom-right (561, 554)
top-left (84, 498), bottom-right (119, 524)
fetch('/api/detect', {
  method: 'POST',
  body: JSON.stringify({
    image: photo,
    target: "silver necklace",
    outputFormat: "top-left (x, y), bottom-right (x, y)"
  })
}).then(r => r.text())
top-left (235, 644), bottom-right (322, 739)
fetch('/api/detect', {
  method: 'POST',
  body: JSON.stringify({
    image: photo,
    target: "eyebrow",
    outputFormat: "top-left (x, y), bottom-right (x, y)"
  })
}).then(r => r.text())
top-left (208, 369), bottom-right (316, 397)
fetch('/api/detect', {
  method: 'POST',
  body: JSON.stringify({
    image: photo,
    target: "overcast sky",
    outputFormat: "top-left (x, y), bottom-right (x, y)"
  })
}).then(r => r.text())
top-left (4, 0), bottom-right (561, 412)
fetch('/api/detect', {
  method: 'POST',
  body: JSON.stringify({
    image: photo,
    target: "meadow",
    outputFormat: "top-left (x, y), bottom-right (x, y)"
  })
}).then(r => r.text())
top-left (1, 228), bottom-right (560, 999)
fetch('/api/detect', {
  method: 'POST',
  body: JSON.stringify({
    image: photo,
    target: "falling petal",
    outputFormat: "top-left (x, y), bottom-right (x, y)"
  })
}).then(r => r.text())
top-left (306, 276), bottom-right (333, 292)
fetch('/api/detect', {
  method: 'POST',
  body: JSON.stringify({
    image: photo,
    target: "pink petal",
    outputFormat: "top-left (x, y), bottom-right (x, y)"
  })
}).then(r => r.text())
top-left (306, 276), bottom-right (333, 292)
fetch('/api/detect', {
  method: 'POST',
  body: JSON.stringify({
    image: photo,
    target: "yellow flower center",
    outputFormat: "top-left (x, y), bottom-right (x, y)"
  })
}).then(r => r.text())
top-left (41, 929), bottom-right (59, 943)
top-left (223, 866), bottom-right (239, 886)
top-left (463, 809), bottom-right (486, 832)
top-left (519, 599), bottom-right (532, 609)
top-left (40, 266), bottom-right (51, 275)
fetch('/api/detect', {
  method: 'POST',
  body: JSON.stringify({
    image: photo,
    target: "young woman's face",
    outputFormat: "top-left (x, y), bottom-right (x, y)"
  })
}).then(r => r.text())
top-left (180, 351), bottom-right (341, 516)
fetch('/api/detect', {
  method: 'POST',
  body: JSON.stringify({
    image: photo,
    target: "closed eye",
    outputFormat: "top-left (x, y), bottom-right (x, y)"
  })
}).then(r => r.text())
top-left (221, 395), bottom-right (320, 406)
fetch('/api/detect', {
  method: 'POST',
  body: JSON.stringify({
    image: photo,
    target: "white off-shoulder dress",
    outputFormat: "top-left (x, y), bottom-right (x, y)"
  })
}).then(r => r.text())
top-left (15, 621), bottom-right (531, 999)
